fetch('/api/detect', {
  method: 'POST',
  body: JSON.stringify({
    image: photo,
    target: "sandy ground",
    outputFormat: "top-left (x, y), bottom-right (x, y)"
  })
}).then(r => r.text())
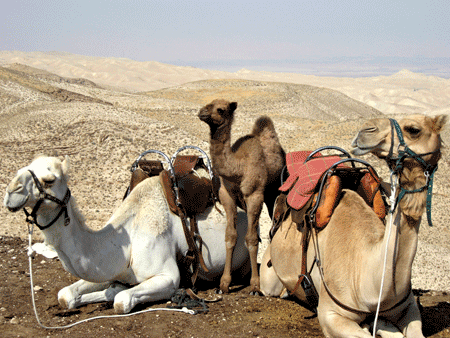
top-left (1, 51), bottom-right (450, 296)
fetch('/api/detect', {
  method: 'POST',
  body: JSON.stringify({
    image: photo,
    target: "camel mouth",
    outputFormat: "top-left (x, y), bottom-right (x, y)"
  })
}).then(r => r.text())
top-left (198, 112), bottom-right (210, 123)
top-left (5, 194), bottom-right (29, 213)
top-left (350, 145), bottom-right (373, 156)
top-left (350, 135), bottom-right (385, 156)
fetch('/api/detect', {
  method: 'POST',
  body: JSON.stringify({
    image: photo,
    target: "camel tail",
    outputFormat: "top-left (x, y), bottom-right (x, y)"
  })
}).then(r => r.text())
top-left (252, 116), bottom-right (286, 181)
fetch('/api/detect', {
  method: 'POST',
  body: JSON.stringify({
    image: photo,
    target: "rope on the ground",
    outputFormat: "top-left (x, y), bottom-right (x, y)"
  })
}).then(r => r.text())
top-left (167, 288), bottom-right (209, 314)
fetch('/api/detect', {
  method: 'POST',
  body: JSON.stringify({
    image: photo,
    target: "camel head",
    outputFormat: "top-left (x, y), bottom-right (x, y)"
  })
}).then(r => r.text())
top-left (351, 114), bottom-right (447, 164)
top-left (4, 156), bottom-right (70, 213)
top-left (198, 99), bottom-right (238, 132)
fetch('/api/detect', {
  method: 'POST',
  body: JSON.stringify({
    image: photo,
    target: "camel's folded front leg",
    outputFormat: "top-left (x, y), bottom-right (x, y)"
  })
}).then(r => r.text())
top-left (319, 304), bottom-right (405, 338)
top-left (363, 319), bottom-right (405, 338)
top-left (319, 311), bottom-right (373, 338)
top-left (113, 261), bottom-right (180, 314)
top-left (58, 279), bottom-right (122, 309)
top-left (385, 293), bottom-right (424, 338)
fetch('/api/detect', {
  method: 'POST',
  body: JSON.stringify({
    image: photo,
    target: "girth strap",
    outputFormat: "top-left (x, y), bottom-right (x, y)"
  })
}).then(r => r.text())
top-left (160, 172), bottom-right (209, 285)
top-left (178, 213), bottom-right (209, 285)
top-left (291, 226), bottom-right (311, 295)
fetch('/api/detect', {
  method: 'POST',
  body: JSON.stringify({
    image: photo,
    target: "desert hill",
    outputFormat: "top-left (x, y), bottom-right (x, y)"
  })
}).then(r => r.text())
top-left (1, 51), bottom-right (449, 116)
top-left (0, 52), bottom-right (449, 292)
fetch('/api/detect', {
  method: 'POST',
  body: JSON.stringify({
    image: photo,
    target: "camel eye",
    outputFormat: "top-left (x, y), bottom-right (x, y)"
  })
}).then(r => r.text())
top-left (42, 177), bottom-right (56, 186)
top-left (404, 126), bottom-right (421, 137)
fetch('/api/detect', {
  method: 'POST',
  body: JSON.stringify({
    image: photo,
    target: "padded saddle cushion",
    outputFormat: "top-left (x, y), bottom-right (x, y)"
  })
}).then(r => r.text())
top-left (279, 151), bottom-right (345, 210)
top-left (277, 151), bottom-right (386, 231)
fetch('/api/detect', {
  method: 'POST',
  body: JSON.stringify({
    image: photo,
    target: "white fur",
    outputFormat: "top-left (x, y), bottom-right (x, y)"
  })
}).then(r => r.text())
top-left (4, 156), bottom-right (250, 313)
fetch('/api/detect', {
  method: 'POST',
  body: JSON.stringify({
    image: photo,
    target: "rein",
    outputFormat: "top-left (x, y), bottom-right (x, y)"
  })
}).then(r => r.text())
top-left (387, 118), bottom-right (439, 226)
top-left (23, 170), bottom-right (71, 231)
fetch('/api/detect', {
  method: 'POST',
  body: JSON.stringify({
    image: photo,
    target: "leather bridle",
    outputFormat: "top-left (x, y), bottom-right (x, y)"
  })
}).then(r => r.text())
top-left (386, 118), bottom-right (440, 226)
top-left (23, 170), bottom-right (71, 230)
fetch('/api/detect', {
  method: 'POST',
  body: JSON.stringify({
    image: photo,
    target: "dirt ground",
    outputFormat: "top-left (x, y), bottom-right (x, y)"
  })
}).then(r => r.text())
top-left (1, 236), bottom-right (450, 338)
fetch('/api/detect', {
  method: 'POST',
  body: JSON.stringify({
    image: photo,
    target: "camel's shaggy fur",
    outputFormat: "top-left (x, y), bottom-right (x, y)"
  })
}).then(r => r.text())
top-left (198, 99), bottom-right (285, 293)
top-left (260, 114), bottom-right (447, 337)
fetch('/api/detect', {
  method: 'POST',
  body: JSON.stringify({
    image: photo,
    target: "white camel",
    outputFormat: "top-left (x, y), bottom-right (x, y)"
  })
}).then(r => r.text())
top-left (260, 114), bottom-right (447, 337)
top-left (4, 155), bottom-right (250, 314)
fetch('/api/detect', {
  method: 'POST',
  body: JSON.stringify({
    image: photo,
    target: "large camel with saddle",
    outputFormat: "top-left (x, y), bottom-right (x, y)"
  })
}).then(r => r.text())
top-left (260, 114), bottom-right (447, 337)
top-left (4, 154), bottom-right (250, 313)
top-left (198, 99), bottom-right (285, 294)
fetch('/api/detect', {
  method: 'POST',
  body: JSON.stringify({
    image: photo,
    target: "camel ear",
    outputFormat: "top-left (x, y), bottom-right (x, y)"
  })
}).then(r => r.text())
top-left (432, 115), bottom-right (448, 133)
top-left (61, 155), bottom-right (70, 176)
top-left (229, 101), bottom-right (237, 112)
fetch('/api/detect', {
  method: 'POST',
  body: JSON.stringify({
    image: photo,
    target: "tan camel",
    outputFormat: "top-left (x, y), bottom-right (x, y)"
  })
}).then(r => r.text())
top-left (260, 114), bottom-right (447, 337)
top-left (198, 99), bottom-right (285, 293)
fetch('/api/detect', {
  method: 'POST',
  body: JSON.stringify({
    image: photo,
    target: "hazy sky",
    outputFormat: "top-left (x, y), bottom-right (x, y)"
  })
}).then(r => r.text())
top-left (1, 1), bottom-right (449, 68)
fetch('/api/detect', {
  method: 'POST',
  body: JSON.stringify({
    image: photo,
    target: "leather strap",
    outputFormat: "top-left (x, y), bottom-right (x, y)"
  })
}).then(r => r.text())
top-left (291, 225), bottom-right (310, 294)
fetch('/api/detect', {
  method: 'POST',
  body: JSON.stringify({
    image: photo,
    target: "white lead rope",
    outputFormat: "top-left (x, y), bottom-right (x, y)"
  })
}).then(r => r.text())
top-left (372, 173), bottom-right (398, 338)
top-left (26, 228), bottom-right (195, 330)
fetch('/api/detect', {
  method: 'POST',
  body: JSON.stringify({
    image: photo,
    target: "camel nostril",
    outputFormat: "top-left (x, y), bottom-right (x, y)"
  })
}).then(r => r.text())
top-left (7, 184), bottom-right (23, 194)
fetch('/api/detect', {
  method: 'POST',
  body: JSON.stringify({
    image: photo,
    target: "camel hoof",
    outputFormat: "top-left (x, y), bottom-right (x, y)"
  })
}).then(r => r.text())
top-left (219, 282), bottom-right (230, 294)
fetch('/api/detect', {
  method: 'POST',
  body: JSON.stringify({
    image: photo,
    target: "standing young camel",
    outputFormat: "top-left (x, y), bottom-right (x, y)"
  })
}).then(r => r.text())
top-left (198, 99), bottom-right (285, 293)
top-left (260, 114), bottom-right (447, 337)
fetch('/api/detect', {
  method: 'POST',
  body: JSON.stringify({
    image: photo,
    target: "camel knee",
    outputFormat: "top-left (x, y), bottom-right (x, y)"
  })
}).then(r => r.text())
top-left (114, 291), bottom-right (133, 314)
top-left (58, 286), bottom-right (77, 309)
top-left (245, 231), bottom-right (259, 249)
top-left (225, 227), bottom-right (238, 248)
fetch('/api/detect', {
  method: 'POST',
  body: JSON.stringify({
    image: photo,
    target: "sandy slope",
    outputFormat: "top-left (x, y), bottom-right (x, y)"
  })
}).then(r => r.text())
top-left (1, 51), bottom-right (449, 117)
top-left (0, 51), bottom-right (449, 292)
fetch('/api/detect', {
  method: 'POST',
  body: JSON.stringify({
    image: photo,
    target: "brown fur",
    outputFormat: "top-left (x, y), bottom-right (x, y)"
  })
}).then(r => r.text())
top-left (198, 99), bottom-right (285, 293)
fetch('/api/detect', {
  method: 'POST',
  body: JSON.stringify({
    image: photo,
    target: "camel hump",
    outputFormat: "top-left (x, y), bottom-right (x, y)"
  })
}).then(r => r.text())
top-left (252, 116), bottom-right (276, 137)
top-left (252, 116), bottom-right (282, 149)
top-left (252, 116), bottom-right (286, 180)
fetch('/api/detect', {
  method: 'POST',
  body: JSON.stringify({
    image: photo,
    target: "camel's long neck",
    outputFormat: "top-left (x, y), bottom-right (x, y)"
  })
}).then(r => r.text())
top-left (374, 167), bottom-right (427, 300)
top-left (209, 123), bottom-right (238, 179)
top-left (39, 200), bottom-right (128, 283)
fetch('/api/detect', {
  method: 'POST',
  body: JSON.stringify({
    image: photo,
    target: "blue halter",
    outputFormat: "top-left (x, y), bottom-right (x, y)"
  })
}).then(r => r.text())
top-left (388, 119), bottom-right (439, 226)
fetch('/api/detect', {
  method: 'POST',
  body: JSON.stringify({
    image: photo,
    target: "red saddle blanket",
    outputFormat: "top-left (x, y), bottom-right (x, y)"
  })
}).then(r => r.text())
top-left (279, 151), bottom-right (346, 210)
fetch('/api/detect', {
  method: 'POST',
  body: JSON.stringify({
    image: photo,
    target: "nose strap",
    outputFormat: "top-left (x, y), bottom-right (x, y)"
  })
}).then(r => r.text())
top-left (387, 119), bottom-right (439, 226)
top-left (24, 170), bottom-right (71, 230)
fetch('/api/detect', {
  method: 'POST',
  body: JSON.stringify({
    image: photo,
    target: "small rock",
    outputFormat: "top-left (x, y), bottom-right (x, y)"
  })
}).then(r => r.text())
top-left (10, 317), bottom-right (19, 324)
top-left (34, 285), bottom-right (43, 291)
